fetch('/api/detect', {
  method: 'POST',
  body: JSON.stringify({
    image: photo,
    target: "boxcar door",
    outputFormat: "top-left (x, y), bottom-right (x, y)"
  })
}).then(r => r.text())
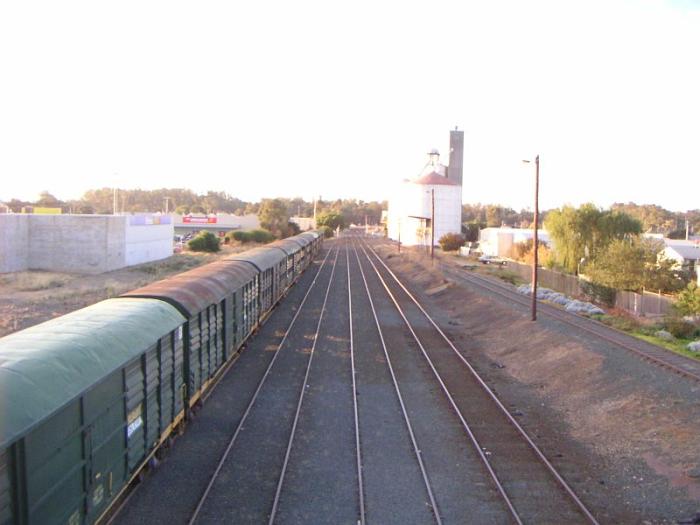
top-left (84, 370), bottom-right (127, 523)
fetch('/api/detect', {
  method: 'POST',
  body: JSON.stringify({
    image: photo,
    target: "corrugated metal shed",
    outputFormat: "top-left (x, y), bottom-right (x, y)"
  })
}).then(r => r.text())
top-left (0, 298), bottom-right (185, 448)
top-left (227, 246), bottom-right (286, 271)
top-left (122, 260), bottom-right (257, 317)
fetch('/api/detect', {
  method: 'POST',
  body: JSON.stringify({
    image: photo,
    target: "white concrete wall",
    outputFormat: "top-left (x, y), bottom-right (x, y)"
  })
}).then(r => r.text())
top-left (0, 215), bottom-right (29, 273)
top-left (429, 184), bottom-right (462, 245)
top-left (125, 221), bottom-right (174, 266)
top-left (28, 215), bottom-right (126, 274)
top-left (0, 214), bottom-right (174, 274)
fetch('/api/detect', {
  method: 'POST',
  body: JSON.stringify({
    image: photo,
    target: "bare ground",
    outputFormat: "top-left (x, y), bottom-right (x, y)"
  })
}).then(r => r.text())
top-left (374, 241), bottom-right (700, 524)
top-left (0, 244), bottom-right (253, 337)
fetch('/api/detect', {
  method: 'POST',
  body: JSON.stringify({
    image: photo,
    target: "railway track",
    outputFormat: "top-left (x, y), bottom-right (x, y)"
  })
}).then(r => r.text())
top-left (426, 253), bottom-right (700, 384)
top-left (352, 240), bottom-right (443, 524)
top-left (346, 246), bottom-right (367, 525)
top-left (355, 238), bottom-right (599, 524)
top-left (266, 244), bottom-right (343, 524)
top-left (187, 245), bottom-right (340, 523)
top-left (118, 238), bottom-right (611, 523)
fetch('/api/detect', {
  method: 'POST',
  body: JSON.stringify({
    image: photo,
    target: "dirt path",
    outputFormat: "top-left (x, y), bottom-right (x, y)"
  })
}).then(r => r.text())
top-left (0, 245), bottom-right (250, 337)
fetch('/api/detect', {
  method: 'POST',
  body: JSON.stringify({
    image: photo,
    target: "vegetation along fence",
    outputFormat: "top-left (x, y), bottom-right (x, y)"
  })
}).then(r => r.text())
top-left (506, 261), bottom-right (674, 317)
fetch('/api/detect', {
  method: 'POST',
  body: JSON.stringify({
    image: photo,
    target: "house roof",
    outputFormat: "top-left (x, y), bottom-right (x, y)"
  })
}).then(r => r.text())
top-left (665, 243), bottom-right (700, 260)
top-left (413, 171), bottom-right (459, 186)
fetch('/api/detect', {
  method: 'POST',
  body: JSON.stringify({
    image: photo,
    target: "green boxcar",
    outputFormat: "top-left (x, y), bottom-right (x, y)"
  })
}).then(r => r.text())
top-left (0, 233), bottom-right (323, 525)
top-left (0, 299), bottom-right (186, 524)
top-left (227, 246), bottom-right (288, 310)
top-left (122, 261), bottom-right (259, 407)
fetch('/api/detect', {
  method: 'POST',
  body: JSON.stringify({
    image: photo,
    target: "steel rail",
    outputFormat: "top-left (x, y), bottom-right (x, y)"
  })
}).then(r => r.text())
top-left (187, 245), bottom-right (336, 525)
top-left (362, 240), bottom-right (600, 525)
top-left (347, 243), bottom-right (367, 525)
top-left (351, 241), bottom-right (443, 525)
top-left (438, 261), bottom-right (700, 383)
top-left (267, 246), bottom-right (341, 524)
top-left (355, 241), bottom-right (524, 525)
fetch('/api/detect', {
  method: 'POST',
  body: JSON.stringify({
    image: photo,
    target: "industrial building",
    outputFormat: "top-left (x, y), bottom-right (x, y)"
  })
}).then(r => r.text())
top-left (0, 214), bottom-right (173, 274)
top-left (173, 213), bottom-right (260, 237)
top-left (387, 129), bottom-right (464, 246)
top-left (478, 227), bottom-right (551, 257)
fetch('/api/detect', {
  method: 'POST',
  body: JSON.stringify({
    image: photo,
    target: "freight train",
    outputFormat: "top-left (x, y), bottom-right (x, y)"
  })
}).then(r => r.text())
top-left (0, 231), bottom-right (323, 525)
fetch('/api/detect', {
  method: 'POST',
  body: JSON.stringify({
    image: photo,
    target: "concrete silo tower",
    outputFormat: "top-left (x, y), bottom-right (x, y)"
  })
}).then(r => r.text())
top-left (448, 128), bottom-right (464, 187)
top-left (386, 128), bottom-right (464, 246)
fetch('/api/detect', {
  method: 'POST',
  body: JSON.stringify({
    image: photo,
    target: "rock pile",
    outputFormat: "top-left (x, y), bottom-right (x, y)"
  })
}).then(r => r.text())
top-left (516, 285), bottom-right (605, 315)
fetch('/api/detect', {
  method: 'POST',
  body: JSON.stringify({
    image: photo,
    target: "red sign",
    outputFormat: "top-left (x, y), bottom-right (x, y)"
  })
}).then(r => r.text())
top-left (183, 216), bottom-right (217, 224)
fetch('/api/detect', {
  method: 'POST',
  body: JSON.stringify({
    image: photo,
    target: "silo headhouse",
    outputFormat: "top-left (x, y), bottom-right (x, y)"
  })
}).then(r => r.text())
top-left (387, 128), bottom-right (464, 246)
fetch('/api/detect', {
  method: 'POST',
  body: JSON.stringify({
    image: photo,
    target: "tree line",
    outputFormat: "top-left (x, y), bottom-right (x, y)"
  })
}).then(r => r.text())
top-left (534, 203), bottom-right (693, 295)
top-left (464, 202), bottom-right (700, 237)
top-left (2, 189), bottom-right (387, 226)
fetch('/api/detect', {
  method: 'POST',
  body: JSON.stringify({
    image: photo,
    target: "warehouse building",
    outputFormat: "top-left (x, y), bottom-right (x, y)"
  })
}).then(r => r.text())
top-left (173, 213), bottom-right (260, 238)
top-left (387, 128), bottom-right (464, 246)
top-left (0, 214), bottom-right (173, 274)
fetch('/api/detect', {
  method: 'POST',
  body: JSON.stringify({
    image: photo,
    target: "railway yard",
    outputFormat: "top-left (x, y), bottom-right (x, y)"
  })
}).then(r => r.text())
top-left (108, 236), bottom-right (700, 524)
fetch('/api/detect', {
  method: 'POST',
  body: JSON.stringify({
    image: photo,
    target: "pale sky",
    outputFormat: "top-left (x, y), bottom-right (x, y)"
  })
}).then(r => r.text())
top-left (1, 0), bottom-right (698, 211)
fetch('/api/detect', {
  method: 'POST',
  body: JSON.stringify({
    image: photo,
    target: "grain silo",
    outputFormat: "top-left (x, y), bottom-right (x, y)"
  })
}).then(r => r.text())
top-left (387, 128), bottom-right (464, 246)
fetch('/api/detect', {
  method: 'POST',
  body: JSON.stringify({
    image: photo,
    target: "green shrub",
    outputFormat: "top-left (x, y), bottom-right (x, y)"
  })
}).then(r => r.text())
top-left (227, 230), bottom-right (249, 243)
top-left (663, 316), bottom-right (697, 339)
top-left (580, 279), bottom-right (617, 307)
top-left (592, 314), bottom-right (641, 333)
top-left (320, 226), bottom-right (333, 238)
top-left (188, 231), bottom-right (221, 252)
top-left (285, 221), bottom-right (301, 237)
top-left (438, 233), bottom-right (464, 252)
top-left (249, 229), bottom-right (275, 243)
top-left (225, 229), bottom-right (274, 244)
top-left (674, 282), bottom-right (700, 316)
top-left (496, 271), bottom-right (520, 285)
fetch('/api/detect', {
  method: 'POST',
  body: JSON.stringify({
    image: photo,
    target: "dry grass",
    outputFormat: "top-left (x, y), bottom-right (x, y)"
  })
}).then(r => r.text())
top-left (133, 254), bottom-right (207, 276)
top-left (0, 271), bottom-right (70, 291)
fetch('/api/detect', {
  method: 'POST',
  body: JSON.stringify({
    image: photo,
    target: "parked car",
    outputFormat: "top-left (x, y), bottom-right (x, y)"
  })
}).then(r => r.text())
top-left (478, 254), bottom-right (508, 265)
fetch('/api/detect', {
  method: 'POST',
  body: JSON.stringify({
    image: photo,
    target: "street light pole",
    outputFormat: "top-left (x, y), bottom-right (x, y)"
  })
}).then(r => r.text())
top-left (523, 155), bottom-right (540, 321)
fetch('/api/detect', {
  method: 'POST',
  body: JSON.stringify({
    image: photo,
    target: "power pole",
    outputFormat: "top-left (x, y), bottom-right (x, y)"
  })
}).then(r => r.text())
top-left (398, 217), bottom-right (401, 253)
top-left (430, 188), bottom-right (435, 261)
top-left (531, 155), bottom-right (540, 321)
top-left (164, 197), bottom-right (170, 214)
top-left (522, 155), bottom-right (540, 321)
